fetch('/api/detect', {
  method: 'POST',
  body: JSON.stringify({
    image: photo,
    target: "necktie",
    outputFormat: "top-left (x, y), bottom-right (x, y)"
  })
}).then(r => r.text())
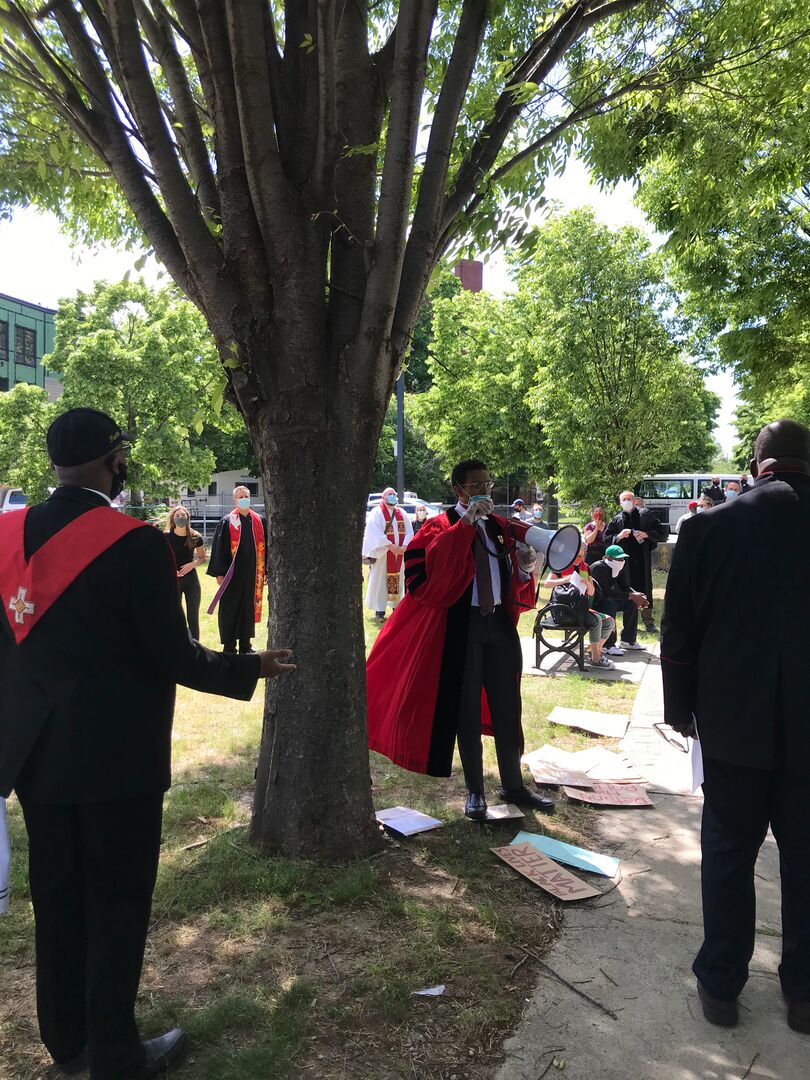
top-left (474, 524), bottom-right (495, 614)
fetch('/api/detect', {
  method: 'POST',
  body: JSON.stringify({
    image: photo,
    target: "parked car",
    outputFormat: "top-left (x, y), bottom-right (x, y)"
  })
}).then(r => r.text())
top-left (0, 487), bottom-right (27, 513)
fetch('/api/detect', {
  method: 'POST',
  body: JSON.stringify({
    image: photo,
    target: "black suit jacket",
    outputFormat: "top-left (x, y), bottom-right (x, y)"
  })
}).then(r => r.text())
top-left (0, 487), bottom-right (260, 802)
top-left (661, 471), bottom-right (810, 772)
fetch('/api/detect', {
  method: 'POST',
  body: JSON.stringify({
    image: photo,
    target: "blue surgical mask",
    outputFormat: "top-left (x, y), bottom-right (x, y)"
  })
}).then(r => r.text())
top-left (386, 494), bottom-right (397, 505)
top-left (237, 497), bottom-right (250, 510)
top-left (533, 509), bottom-right (542, 519)
top-left (725, 490), bottom-right (738, 500)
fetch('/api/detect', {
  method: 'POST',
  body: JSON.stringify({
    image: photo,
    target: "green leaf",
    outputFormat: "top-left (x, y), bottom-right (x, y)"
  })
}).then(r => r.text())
top-left (192, 410), bottom-right (205, 436)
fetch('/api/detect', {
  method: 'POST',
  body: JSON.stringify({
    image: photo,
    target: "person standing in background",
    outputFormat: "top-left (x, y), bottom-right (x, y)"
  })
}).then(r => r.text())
top-left (703, 477), bottom-right (725, 505)
top-left (605, 490), bottom-right (667, 634)
top-left (207, 487), bottom-right (267, 654)
top-left (413, 504), bottom-right (430, 533)
top-left (583, 506), bottom-right (608, 562)
top-left (362, 488), bottom-right (413, 622)
top-left (164, 507), bottom-right (206, 640)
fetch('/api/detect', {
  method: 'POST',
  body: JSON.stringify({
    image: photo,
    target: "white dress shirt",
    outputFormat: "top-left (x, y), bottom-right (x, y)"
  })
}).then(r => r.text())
top-left (455, 500), bottom-right (503, 608)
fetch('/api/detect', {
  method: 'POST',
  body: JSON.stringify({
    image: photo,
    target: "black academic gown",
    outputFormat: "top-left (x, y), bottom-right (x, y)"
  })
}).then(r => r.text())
top-left (207, 512), bottom-right (267, 646)
top-left (604, 508), bottom-right (667, 602)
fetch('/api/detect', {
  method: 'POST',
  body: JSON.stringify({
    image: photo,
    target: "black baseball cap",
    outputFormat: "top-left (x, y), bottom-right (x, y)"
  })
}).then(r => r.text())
top-left (47, 408), bottom-right (132, 467)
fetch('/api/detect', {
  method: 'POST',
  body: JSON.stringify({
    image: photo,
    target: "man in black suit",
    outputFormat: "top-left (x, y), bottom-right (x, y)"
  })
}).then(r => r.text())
top-left (662, 419), bottom-right (810, 1034)
top-left (0, 409), bottom-right (295, 1080)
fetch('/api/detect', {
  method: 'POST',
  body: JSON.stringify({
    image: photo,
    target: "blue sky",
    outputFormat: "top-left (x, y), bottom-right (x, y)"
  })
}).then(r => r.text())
top-left (0, 156), bottom-right (736, 452)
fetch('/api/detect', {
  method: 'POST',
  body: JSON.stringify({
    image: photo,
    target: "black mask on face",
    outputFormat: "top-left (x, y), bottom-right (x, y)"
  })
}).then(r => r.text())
top-left (108, 457), bottom-right (127, 500)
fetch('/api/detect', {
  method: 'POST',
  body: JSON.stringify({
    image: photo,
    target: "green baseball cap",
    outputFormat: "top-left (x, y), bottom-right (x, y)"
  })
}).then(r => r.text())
top-left (605, 544), bottom-right (630, 560)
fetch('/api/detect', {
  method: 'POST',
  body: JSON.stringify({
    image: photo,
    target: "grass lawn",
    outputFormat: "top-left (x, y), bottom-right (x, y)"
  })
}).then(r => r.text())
top-left (0, 568), bottom-right (666, 1079)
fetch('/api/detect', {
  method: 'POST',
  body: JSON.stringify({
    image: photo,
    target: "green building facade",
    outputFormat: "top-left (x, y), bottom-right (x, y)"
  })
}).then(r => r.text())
top-left (0, 292), bottom-right (57, 394)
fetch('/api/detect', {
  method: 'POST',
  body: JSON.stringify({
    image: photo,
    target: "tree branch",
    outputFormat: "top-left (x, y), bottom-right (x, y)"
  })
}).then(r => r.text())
top-left (105, 0), bottom-right (225, 290)
top-left (358, 0), bottom-right (437, 393)
top-left (313, 0), bottom-right (338, 196)
top-left (134, 0), bottom-right (220, 221)
top-left (224, 0), bottom-right (293, 266)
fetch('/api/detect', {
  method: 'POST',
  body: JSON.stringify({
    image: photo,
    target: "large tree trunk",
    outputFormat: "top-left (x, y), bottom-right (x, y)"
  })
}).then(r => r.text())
top-left (247, 329), bottom-right (386, 860)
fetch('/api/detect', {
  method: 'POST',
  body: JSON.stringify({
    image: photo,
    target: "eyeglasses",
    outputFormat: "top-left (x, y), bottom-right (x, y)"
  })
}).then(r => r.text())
top-left (653, 722), bottom-right (689, 754)
top-left (464, 481), bottom-right (495, 491)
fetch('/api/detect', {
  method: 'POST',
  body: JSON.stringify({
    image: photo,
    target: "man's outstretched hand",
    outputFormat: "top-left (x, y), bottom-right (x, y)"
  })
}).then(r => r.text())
top-left (258, 649), bottom-right (296, 678)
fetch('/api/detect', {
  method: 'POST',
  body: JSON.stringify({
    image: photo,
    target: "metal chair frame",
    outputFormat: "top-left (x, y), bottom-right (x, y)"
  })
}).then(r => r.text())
top-left (533, 602), bottom-right (588, 672)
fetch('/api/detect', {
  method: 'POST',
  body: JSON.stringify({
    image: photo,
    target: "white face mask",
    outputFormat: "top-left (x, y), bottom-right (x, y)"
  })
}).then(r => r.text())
top-left (620, 499), bottom-right (634, 513)
top-left (606, 558), bottom-right (624, 578)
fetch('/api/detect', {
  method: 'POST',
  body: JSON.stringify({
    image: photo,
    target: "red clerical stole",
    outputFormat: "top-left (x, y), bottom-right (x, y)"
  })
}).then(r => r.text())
top-left (228, 508), bottom-right (266, 623)
top-left (380, 502), bottom-right (406, 601)
top-left (0, 507), bottom-right (147, 645)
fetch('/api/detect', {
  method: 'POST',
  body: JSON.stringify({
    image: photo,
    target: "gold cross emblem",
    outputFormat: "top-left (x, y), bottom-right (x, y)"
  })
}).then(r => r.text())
top-left (9, 587), bottom-right (35, 625)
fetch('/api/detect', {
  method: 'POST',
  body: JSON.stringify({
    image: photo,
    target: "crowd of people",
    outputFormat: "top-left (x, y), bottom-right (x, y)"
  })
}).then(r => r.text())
top-left (2, 406), bottom-right (809, 1080)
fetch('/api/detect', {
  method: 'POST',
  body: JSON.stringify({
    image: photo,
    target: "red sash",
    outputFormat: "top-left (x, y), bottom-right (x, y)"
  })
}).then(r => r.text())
top-left (380, 503), bottom-right (406, 600)
top-left (0, 506), bottom-right (147, 645)
top-left (228, 509), bottom-right (266, 623)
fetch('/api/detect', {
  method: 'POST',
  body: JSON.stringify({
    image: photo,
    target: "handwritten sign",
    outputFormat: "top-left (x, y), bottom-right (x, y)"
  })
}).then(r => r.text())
top-left (563, 784), bottom-right (652, 807)
top-left (491, 842), bottom-right (600, 900)
top-left (521, 748), bottom-right (593, 788)
top-left (485, 804), bottom-right (525, 821)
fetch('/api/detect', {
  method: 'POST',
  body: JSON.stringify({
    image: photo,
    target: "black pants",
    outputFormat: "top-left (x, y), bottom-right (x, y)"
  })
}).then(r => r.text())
top-left (20, 794), bottom-right (164, 1079)
top-left (694, 758), bottom-right (810, 1002)
top-left (593, 596), bottom-right (638, 647)
top-left (456, 606), bottom-right (524, 794)
top-left (223, 640), bottom-right (254, 654)
top-left (178, 570), bottom-right (201, 640)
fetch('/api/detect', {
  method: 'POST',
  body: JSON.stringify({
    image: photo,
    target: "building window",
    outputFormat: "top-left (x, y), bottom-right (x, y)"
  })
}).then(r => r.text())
top-left (241, 480), bottom-right (259, 496)
top-left (0, 376), bottom-right (8, 392)
top-left (0, 320), bottom-right (8, 360)
top-left (208, 481), bottom-right (218, 496)
top-left (14, 325), bottom-right (36, 367)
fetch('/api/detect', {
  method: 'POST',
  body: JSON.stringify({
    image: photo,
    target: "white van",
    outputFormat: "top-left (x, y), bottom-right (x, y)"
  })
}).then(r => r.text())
top-left (0, 487), bottom-right (27, 514)
top-left (634, 474), bottom-right (748, 532)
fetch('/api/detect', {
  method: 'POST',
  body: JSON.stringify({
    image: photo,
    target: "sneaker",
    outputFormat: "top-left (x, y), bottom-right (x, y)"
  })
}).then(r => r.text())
top-left (620, 641), bottom-right (646, 651)
top-left (589, 655), bottom-right (615, 669)
top-left (604, 645), bottom-right (624, 656)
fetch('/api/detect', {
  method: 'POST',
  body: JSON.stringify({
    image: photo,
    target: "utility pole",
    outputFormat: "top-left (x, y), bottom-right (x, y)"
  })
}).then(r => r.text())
top-left (396, 371), bottom-right (405, 501)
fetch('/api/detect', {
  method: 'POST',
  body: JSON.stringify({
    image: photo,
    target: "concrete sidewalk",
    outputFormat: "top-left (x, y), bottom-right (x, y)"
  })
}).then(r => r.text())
top-left (496, 657), bottom-right (806, 1080)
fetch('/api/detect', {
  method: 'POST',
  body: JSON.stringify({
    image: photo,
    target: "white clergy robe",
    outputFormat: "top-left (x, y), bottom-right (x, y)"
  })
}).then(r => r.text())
top-left (362, 504), bottom-right (414, 612)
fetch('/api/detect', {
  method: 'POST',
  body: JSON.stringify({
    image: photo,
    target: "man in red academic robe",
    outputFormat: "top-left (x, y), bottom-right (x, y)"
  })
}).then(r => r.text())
top-left (366, 458), bottom-right (555, 820)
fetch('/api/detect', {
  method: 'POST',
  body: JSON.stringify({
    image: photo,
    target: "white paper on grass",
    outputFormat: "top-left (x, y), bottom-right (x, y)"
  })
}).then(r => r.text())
top-left (375, 806), bottom-right (443, 836)
top-left (546, 706), bottom-right (630, 740)
top-left (412, 985), bottom-right (445, 997)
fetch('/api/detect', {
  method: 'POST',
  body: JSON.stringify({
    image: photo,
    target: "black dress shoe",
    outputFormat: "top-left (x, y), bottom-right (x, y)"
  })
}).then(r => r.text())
top-left (56, 1050), bottom-right (86, 1074)
top-left (123, 1029), bottom-right (190, 1079)
top-left (697, 981), bottom-right (738, 1027)
top-left (464, 792), bottom-right (488, 820)
top-left (787, 998), bottom-right (810, 1034)
top-left (497, 786), bottom-right (555, 813)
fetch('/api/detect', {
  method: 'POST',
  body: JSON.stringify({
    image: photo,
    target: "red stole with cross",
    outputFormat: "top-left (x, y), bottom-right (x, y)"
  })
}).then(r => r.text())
top-left (380, 502), bottom-right (406, 600)
top-left (0, 507), bottom-right (147, 645)
top-left (228, 509), bottom-right (266, 623)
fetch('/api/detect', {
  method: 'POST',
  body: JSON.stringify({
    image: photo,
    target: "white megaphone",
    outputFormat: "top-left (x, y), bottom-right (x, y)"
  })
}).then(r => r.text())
top-left (507, 519), bottom-right (582, 573)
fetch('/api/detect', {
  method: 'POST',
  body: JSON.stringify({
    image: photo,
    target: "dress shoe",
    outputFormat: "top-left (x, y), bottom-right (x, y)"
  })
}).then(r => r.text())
top-left (696, 980), bottom-right (738, 1027)
top-left (464, 792), bottom-right (488, 820)
top-left (119, 1028), bottom-right (190, 1079)
top-left (497, 786), bottom-right (555, 813)
top-left (56, 1050), bottom-right (87, 1074)
top-left (786, 998), bottom-right (810, 1034)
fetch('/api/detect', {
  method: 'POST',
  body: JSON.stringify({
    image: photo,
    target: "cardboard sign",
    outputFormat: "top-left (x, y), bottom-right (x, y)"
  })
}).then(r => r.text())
top-left (510, 831), bottom-right (620, 878)
top-left (492, 842), bottom-right (600, 900)
top-left (485, 804), bottom-right (524, 821)
top-left (522, 747), bottom-right (593, 788)
top-left (563, 784), bottom-right (652, 807)
top-left (376, 806), bottom-right (443, 835)
top-left (547, 706), bottom-right (630, 739)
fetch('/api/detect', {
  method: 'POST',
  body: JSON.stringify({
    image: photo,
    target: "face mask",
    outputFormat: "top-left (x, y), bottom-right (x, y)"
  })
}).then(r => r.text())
top-left (109, 461), bottom-right (127, 500)
top-left (620, 499), bottom-right (634, 513)
top-left (606, 558), bottom-right (624, 578)
top-left (725, 490), bottom-right (738, 500)
top-left (175, 514), bottom-right (188, 526)
top-left (533, 509), bottom-right (542, 519)
top-left (237, 497), bottom-right (250, 510)
top-left (386, 494), bottom-right (397, 506)
top-left (593, 511), bottom-right (603, 522)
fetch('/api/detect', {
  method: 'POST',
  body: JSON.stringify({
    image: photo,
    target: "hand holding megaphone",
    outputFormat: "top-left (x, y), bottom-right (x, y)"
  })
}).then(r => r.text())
top-left (508, 519), bottom-right (582, 573)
